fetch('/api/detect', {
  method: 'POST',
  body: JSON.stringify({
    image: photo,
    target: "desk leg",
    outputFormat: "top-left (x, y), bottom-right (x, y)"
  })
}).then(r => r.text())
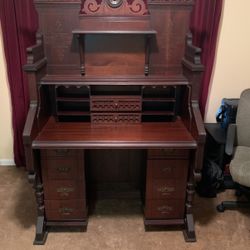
top-left (183, 213), bottom-right (196, 242)
top-left (34, 216), bottom-right (48, 245)
top-left (183, 180), bottom-right (196, 242)
top-left (32, 171), bottom-right (48, 245)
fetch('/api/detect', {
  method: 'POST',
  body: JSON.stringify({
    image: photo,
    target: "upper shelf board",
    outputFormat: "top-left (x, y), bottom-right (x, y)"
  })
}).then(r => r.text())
top-left (72, 30), bottom-right (157, 35)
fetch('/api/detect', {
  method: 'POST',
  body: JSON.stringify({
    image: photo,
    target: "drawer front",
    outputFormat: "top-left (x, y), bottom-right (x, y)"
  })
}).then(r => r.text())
top-left (41, 149), bottom-right (79, 158)
top-left (44, 199), bottom-right (85, 210)
top-left (91, 96), bottom-right (141, 112)
top-left (45, 199), bottom-right (87, 220)
top-left (146, 180), bottom-right (186, 200)
top-left (41, 157), bottom-right (84, 180)
top-left (43, 180), bottom-right (85, 200)
top-left (46, 208), bottom-right (86, 220)
top-left (147, 149), bottom-right (189, 159)
top-left (91, 113), bottom-right (141, 124)
top-left (145, 199), bottom-right (185, 219)
top-left (147, 159), bottom-right (189, 180)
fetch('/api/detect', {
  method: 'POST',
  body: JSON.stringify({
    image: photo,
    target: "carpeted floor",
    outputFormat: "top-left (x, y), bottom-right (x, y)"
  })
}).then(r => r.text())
top-left (0, 166), bottom-right (249, 250)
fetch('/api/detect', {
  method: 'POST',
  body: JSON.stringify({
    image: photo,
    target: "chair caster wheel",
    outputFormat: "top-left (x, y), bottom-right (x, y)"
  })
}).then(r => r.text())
top-left (217, 204), bottom-right (225, 212)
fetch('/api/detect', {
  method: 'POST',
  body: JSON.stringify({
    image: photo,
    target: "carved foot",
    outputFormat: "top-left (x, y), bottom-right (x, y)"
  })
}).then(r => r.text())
top-left (33, 216), bottom-right (48, 245)
top-left (183, 214), bottom-right (196, 242)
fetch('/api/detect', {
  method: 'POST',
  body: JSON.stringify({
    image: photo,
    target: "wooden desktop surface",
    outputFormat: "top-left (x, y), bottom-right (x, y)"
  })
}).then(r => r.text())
top-left (33, 117), bottom-right (196, 149)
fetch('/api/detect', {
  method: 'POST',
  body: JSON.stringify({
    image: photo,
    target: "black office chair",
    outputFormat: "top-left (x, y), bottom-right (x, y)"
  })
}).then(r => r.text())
top-left (217, 89), bottom-right (250, 212)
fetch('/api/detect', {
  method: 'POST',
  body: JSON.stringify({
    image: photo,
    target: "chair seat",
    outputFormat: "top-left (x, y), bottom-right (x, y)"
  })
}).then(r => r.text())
top-left (230, 146), bottom-right (250, 187)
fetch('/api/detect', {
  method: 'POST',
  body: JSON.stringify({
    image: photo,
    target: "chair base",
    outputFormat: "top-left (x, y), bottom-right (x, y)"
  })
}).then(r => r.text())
top-left (217, 201), bottom-right (250, 212)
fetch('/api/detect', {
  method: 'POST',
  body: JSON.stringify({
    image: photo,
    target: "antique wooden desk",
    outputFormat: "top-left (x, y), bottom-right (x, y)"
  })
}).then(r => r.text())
top-left (23, 0), bottom-right (205, 245)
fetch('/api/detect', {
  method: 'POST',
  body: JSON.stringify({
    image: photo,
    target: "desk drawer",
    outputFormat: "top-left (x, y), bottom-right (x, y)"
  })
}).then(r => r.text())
top-left (145, 199), bottom-right (185, 219)
top-left (46, 209), bottom-right (86, 221)
top-left (147, 159), bottom-right (188, 180)
top-left (45, 199), bottom-right (87, 220)
top-left (91, 113), bottom-right (141, 124)
top-left (41, 149), bottom-right (79, 158)
top-left (43, 180), bottom-right (85, 200)
top-left (45, 199), bottom-right (85, 210)
top-left (147, 149), bottom-right (189, 159)
top-left (146, 180), bottom-right (186, 200)
top-left (41, 156), bottom-right (84, 180)
top-left (91, 96), bottom-right (141, 112)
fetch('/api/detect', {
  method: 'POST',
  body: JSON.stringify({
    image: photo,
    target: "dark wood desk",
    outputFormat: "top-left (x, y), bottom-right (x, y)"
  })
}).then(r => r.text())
top-left (30, 116), bottom-right (198, 244)
top-left (23, 0), bottom-right (205, 245)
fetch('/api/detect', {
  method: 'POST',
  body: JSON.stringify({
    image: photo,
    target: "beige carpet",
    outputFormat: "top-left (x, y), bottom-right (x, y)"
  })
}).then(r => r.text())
top-left (0, 166), bottom-right (249, 250)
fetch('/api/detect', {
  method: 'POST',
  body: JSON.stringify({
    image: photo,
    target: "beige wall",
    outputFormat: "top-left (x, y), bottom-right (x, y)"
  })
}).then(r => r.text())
top-left (0, 26), bottom-right (14, 164)
top-left (205, 0), bottom-right (250, 122)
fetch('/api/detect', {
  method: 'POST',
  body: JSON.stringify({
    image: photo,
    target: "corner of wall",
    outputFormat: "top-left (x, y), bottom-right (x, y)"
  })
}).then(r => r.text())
top-left (0, 26), bottom-right (14, 165)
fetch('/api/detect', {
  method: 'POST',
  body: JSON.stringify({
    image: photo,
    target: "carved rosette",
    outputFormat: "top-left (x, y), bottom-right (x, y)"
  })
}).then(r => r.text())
top-left (81, 0), bottom-right (102, 14)
top-left (80, 0), bottom-right (149, 16)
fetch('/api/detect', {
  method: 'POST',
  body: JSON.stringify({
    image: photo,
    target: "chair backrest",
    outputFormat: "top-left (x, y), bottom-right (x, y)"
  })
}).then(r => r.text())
top-left (236, 89), bottom-right (250, 147)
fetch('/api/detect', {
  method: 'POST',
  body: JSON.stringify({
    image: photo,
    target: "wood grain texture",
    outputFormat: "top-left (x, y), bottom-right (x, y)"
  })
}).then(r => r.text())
top-left (33, 116), bottom-right (196, 148)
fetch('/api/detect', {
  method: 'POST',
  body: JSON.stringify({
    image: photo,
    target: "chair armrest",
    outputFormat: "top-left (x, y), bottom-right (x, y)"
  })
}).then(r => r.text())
top-left (225, 124), bottom-right (236, 156)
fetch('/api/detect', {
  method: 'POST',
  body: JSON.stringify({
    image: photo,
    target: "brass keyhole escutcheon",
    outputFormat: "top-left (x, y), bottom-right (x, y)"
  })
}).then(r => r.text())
top-left (106, 0), bottom-right (123, 8)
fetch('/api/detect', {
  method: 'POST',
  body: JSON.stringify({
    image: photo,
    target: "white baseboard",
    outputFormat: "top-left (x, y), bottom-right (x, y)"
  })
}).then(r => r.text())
top-left (0, 159), bottom-right (15, 166)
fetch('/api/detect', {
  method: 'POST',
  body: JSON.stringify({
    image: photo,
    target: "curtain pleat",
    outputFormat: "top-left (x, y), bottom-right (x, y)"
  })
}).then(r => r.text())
top-left (191, 0), bottom-right (223, 116)
top-left (0, 0), bottom-right (38, 166)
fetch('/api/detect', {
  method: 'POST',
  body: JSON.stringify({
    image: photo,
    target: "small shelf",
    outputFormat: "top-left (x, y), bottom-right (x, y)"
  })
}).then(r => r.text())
top-left (55, 85), bottom-right (91, 119)
top-left (56, 97), bottom-right (90, 102)
top-left (74, 29), bottom-right (156, 76)
top-left (91, 85), bottom-right (141, 96)
top-left (142, 111), bottom-right (175, 116)
top-left (56, 85), bottom-right (90, 98)
top-left (142, 98), bottom-right (176, 102)
top-left (141, 85), bottom-right (177, 122)
top-left (52, 84), bottom-right (180, 123)
top-left (57, 111), bottom-right (90, 116)
top-left (72, 30), bottom-right (157, 35)
top-left (142, 85), bottom-right (176, 98)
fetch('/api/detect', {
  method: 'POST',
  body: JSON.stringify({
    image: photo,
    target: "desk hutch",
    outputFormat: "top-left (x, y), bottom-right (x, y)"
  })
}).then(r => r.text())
top-left (23, 0), bottom-right (205, 245)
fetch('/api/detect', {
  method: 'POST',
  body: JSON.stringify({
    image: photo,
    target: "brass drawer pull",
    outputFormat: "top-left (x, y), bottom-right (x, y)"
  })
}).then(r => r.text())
top-left (56, 187), bottom-right (74, 196)
top-left (57, 166), bottom-right (70, 173)
top-left (162, 167), bottom-right (172, 172)
top-left (157, 205), bottom-right (173, 214)
top-left (54, 149), bottom-right (70, 156)
top-left (162, 149), bottom-right (174, 154)
top-left (157, 186), bottom-right (175, 194)
top-left (59, 207), bottom-right (74, 215)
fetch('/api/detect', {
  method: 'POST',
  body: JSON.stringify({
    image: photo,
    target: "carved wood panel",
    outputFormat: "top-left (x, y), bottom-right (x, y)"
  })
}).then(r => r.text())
top-left (91, 113), bottom-right (141, 123)
top-left (80, 0), bottom-right (149, 16)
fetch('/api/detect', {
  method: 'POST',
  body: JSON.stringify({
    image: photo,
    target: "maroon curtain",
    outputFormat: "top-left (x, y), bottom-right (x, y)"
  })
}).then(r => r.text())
top-left (190, 0), bottom-right (223, 117)
top-left (0, 0), bottom-right (38, 166)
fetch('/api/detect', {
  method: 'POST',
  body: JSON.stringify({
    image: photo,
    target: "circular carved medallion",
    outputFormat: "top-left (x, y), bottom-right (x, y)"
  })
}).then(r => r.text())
top-left (106, 0), bottom-right (123, 8)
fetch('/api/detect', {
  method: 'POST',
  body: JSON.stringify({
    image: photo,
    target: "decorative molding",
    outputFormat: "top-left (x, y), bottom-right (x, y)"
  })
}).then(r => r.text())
top-left (147, 0), bottom-right (194, 5)
top-left (182, 32), bottom-right (204, 72)
top-left (80, 0), bottom-right (149, 15)
top-left (0, 159), bottom-right (15, 166)
top-left (34, 0), bottom-right (194, 4)
top-left (91, 113), bottom-right (141, 123)
top-left (24, 33), bottom-right (47, 72)
top-left (35, 0), bottom-right (81, 3)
